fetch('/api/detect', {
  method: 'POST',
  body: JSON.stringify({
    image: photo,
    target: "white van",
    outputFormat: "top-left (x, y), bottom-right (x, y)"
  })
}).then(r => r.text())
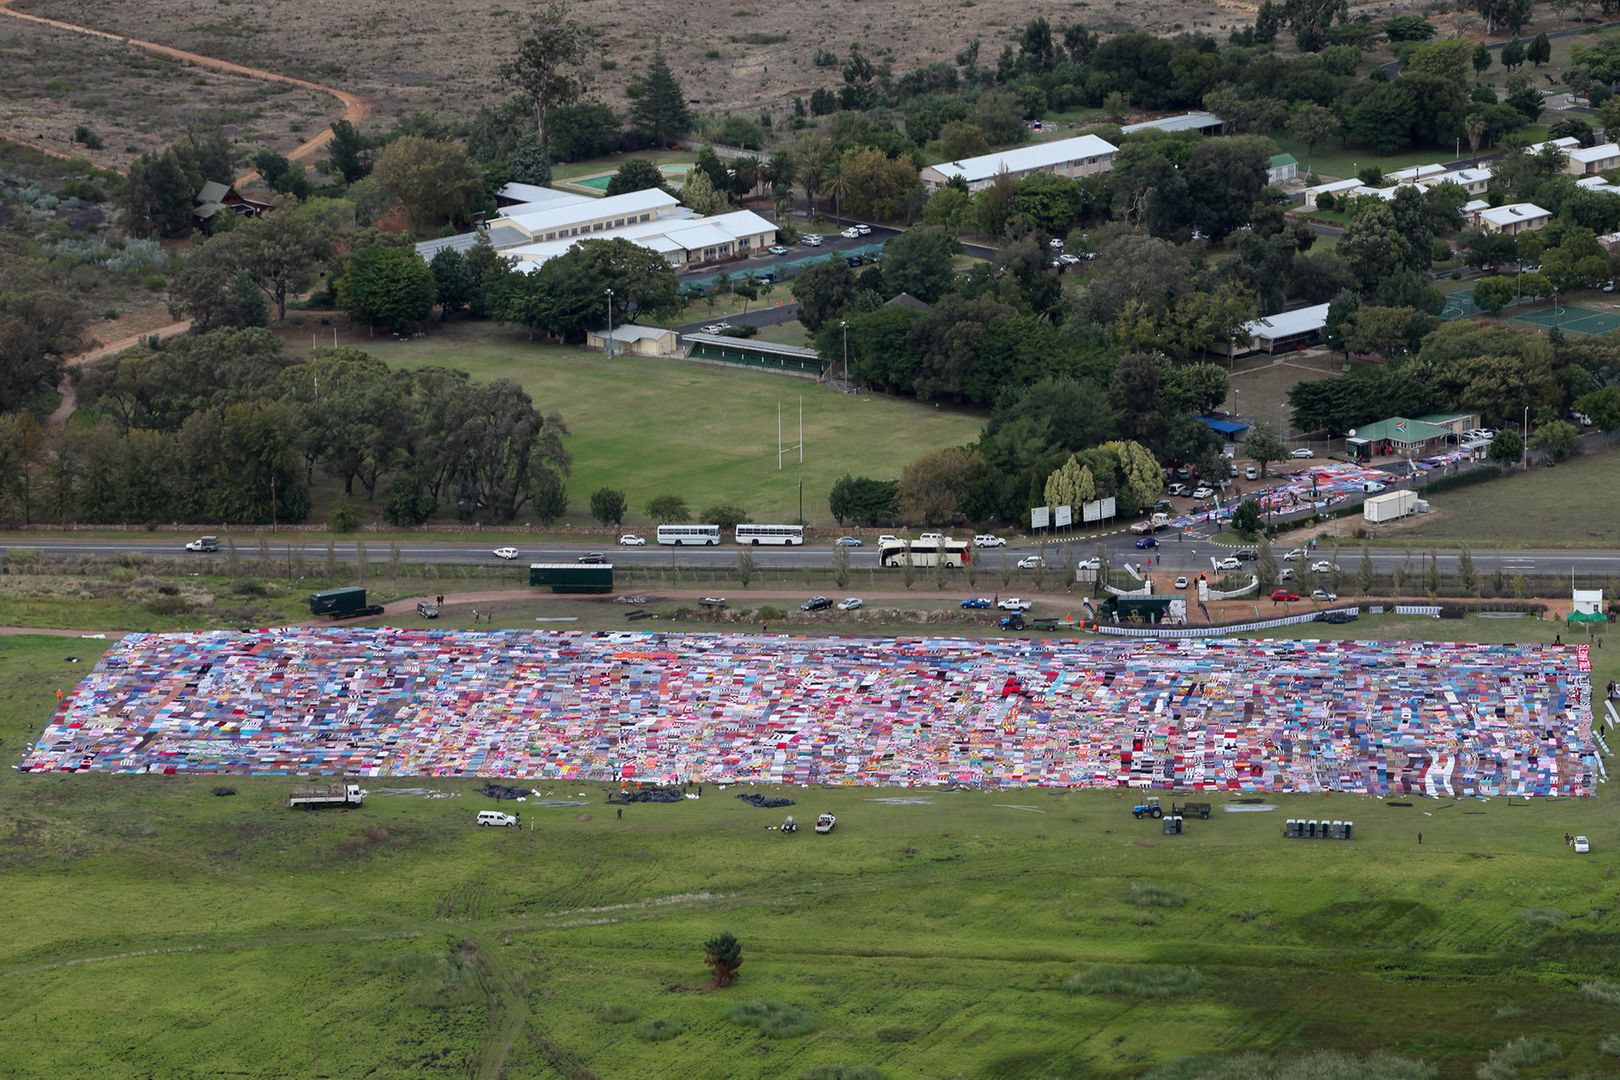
top-left (476, 810), bottom-right (519, 827)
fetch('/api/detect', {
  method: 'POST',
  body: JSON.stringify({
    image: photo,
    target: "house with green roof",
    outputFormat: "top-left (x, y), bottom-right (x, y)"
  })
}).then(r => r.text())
top-left (1345, 416), bottom-right (1452, 458)
top-left (1267, 153), bottom-right (1299, 185)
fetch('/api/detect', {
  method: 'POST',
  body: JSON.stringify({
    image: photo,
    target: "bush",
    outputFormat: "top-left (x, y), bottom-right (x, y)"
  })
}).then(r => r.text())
top-left (1140, 1050), bottom-right (1435, 1079)
top-left (329, 501), bottom-right (363, 532)
top-left (1514, 907), bottom-right (1568, 930)
top-left (1129, 882), bottom-right (1186, 908)
top-left (1066, 964), bottom-right (1205, 998)
top-left (701, 504), bottom-right (752, 531)
top-left (802, 1069), bottom-right (886, 1080)
top-left (1582, 979), bottom-right (1620, 1008)
top-left (728, 1000), bottom-right (819, 1038)
top-left (636, 1018), bottom-right (682, 1042)
top-left (1477, 1036), bottom-right (1560, 1080)
top-left (598, 1003), bottom-right (639, 1023)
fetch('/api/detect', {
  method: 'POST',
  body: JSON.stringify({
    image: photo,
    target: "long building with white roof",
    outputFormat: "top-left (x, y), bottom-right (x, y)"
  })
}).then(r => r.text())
top-left (920, 134), bottom-right (1118, 192)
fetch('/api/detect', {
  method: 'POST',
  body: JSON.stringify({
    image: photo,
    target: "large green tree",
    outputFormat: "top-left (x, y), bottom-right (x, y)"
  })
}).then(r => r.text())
top-left (371, 136), bottom-right (483, 232)
top-left (499, 3), bottom-right (593, 143)
top-left (880, 227), bottom-right (961, 303)
top-left (792, 259), bottom-right (858, 332)
top-left (338, 246), bottom-right (438, 332)
top-left (604, 158), bottom-right (668, 197)
top-left (629, 51), bottom-right (693, 145)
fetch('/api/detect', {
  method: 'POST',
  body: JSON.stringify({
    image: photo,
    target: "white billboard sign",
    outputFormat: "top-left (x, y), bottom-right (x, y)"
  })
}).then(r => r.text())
top-left (1030, 506), bottom-right (1050, 529)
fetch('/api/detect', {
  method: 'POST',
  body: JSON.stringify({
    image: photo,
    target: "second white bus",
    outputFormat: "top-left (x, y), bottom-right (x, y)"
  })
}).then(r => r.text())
top-left (656, 524), bottom-right (721, 545)
top-left (877, 538), bottom-right (970, 568)
top-left (735, 524), bottom-right (804, 546)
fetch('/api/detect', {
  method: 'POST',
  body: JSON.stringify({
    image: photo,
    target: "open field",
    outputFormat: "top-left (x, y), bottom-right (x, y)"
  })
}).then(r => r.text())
top-left (1389, 449), bottom-right (1620, 547)
top-left (324, 321), bottom-right (984, 526)
top-left (19, 0), bottom-right (1257, 123)
top-left (0, 14), bottom-right (335, 172)
top-left (2, 613), bottom-right (1620, 1078)
top-left (1228, 349), bottom-right (1343, 441)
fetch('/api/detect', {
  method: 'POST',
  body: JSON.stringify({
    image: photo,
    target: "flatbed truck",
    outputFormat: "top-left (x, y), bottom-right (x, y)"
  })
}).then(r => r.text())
top-left (287, 782), bottom-right (367, 809)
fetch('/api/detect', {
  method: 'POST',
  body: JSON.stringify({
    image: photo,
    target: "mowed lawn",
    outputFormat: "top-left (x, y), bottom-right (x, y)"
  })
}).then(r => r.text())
top-left (2, 615), bottom-right (1619, 1078)
top-left (1395, 448), bottom-right (1620, 546)
top-left (349, 322), bottom-right (984, 525)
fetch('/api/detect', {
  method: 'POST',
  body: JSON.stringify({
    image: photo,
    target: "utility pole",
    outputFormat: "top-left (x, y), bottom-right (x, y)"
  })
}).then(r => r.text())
top-left (605, 288), bottom-right (615, 357)
top-left (840, 319), bottom-right (849, 389)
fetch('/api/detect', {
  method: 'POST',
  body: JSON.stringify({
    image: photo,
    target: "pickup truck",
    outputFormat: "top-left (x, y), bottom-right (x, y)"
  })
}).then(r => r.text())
top-left (184, 536), bottom-right (219, 552)
top-left (287, 782), bottom-right (366, 809)
top-left (815, 813), bottom-right (837, 834)
top-left (1130, 513), bottom-right (1172, 535)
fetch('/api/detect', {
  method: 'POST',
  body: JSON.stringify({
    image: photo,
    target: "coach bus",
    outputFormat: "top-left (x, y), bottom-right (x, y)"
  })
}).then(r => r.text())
top-left (656, 524), bottom-right (721, 546)
top-left (878, 538), bottom-right (970, 568)
top-left (735, 524), bottom-right (805, 546)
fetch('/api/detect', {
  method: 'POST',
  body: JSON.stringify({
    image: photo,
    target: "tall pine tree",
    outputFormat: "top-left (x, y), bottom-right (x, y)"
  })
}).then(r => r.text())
top-left (631, 52), bottom-right (693, 146)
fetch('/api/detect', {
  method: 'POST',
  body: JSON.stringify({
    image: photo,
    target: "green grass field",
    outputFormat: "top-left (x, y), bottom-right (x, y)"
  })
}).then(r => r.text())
top-left (339, 322), bottom-right (984, 526)
top-left (2, 612), bottom-right (1619, 1078)
top-left (1393, 450), bottom-right (1620, 547)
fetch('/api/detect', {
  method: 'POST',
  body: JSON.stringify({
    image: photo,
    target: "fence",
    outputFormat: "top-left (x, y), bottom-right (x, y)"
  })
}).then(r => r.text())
top-left (1207, 577), bottom-right (1259, 600)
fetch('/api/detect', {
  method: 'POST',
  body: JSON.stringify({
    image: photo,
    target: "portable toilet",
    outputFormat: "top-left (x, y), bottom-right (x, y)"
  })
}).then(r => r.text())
top-left (1332, 820), bottom-right (1344, 839)
top-left (1285, 818), bottom-right (1298, 838)
top-left (1307, 819), bottom-right (1319, 838)
top-left (1163, 815), bottom-right (1183, 835)
top-left (1344, 820), bottom-right (1354, 840)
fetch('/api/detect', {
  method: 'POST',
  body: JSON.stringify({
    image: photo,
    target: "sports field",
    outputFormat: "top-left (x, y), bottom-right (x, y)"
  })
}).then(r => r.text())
top-left (1439, 287), bottom-right (1620, 336)
top-left (3, 615), bottom-right (1620, 1078)
top-left (321, 322), bottom-right (984, 525)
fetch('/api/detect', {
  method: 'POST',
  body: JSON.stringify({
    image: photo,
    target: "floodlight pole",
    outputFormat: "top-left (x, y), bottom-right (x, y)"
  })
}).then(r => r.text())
top-left (840, 319), bottom-right (849, 389)
top-left (605, 288), bottom-right (614, 357)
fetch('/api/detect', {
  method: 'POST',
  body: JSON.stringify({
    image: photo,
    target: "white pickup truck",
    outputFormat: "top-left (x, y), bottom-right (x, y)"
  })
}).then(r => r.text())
top-left (1130, 513), bottom-right (1172, 535)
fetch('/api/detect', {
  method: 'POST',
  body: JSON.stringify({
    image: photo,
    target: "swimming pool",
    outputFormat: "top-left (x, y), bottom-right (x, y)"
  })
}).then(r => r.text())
top-left (573, 163), bottom-right (691, 191)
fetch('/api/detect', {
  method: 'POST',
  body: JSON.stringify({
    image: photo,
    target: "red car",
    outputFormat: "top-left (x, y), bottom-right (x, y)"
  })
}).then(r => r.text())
top-left (1270, 589), bottom-right (1301, 602)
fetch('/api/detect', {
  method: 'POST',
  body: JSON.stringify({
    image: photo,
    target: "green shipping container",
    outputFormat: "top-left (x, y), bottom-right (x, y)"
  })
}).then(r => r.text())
top-left (528, 563), bottom-right (613, 594)
top-left (309, 586), bottom-right (368, 616)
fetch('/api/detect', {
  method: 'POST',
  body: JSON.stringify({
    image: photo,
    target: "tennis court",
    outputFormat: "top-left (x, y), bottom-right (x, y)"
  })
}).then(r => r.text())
top-left (1438, 287), bottom-right (1533, 320)
top-left (1511, 304), bottom-right (1620, 335)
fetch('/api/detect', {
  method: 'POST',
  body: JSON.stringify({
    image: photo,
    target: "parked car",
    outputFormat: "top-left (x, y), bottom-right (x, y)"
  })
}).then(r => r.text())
top-left (767, 244), bottom-right (788, 255)
top-left (493, 547), bottom-right (519, 560)
top-left (841, 226), bottom-right (861, 239)
top-left (836, 597), bottom-right (864, 611)
top-left (1174, 576), bottom-right (1189, 589)
top-left (1017, 555), bottom-right (1045, 569)
top-left (801, 596), bottom-right (833, 611)
top-left (1575, 835), bottom-right (1591, 853)
top-left (998, 597), bottom-right (1032, 611)
top-left (1278, 567), bottom-right (1294, 580)
top-left (918, 532), bottom-right (945, 543)
top-left (1244, 466), bottom-right (1258, 480)
top-left (801, 234), bottom-right (823, 246)
top-left (618, 534), bottom-right (646, 546)
top-left (701, 322), bottom-right (731, 334)
top-left (1192, 485), bottom-right (1214, 499)
top-left (834, 535), bottom-right (864, 546)
top-left (1310, 560), bottom-right (1335, 574)
top-left (1135, 537), bottom-right (1159, 549)
top-left (1075, 557), bottom-right (1101, 571)
top-left (1271, 589), bottom-right (1301, 602)
top-left (416, 601), bottom-right (439, 619)
top-left (1311, 588), bottom-right (1339, 602)
top-left (577, 552), bottom-right (607, 564)
top-left (1049, 237), bottom-right (1064, 249)
top-left (878, 534), bottom-right (900, 545)
top-left (1166, 483), bottom-right (1190, 497)
top-left (853, 223), bottom-right (872, 235)
top-left (973, 534), bottom-right (1007, 547)
top-left (1214, 557), bottom-right (1242, 571)
top-left (1233, 549), bottom-right (1258, 562)
top-left (1290, 447), bottom-right (1314, 458)
top-left (1057, 253), bottom-right (1082, 265)
top-left (961, 597), bottom-right (992, 609)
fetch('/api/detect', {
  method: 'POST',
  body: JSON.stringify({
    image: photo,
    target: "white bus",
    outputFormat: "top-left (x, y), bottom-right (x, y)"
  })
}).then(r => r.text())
top-left (878, 538), bottom-right (970, 568)
top-left (735, 524), bottom-right (804, 546)
top-left (656, 524), bottom-right (721, 546)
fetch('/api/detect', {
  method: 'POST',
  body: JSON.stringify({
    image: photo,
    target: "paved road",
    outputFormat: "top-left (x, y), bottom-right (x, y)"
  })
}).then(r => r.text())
top-left (5, 535), bottom-right (1616, 578)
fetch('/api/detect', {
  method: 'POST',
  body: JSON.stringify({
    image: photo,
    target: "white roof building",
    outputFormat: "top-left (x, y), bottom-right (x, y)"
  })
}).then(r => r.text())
top-left (1119, 111), bottom-right (1224, 136)
top-left (1566, 143), bottom-right (1620, 175)
top-left (920, 134), bottom-right (1118, 191)
top-left (495, 182), bottom-right (594, 210)
top-left (1238, 302), bottom-right (1331, 354)
top-left (1527, 136), bottom-right (1579, 155)
top-left (1573, 588), bottom-right (1605, 616)
top-left (1428, 167), bottom-right (1492, 193)
top-left (1302, 178), bottom-right (1362, 209)
top-left (1386, 163), bottom-right (1448, 183)
top-left (499, 188), bottom-right (682, 242)
top-left (1477, 202), bottom-right (1552, 235)
top-left (503, 208), bottom-right (779, 271)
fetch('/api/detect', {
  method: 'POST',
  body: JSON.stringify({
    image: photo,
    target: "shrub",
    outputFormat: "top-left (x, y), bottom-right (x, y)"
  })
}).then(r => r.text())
top-left (728, 1000), bottom-right (818, 1037)
top-left (802, 1069), bottom-right (886, 1080)
top-left (598, 1003), bottom-right (639, 1023)
top-left (636, 1018), bottom-right (682, 1041)
top-left (1601, 1033), bottom-right (1620, 1057)
top-left (1129, 882), bottom-right (1187, 908)
top-left (1140, 1050), bottom-right (1435, 1079)
top-left (701, 504), bottom-right (752, 531)
top-left (1477, 1036), bottom-right (1560, 1080)
top-left (1581, 979), bottom-right (1620, 1008)
top-left (1066, 965), bottom-right (1204, 998)
top-left (1515, 907), bottom-right (1568, 930)
top-left (329, 501), bottom-right (363, 532)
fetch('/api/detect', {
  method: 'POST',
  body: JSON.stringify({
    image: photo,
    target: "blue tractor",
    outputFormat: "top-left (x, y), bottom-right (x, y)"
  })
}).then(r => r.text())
top-left (1131, 796), bottom-right (1163, 819)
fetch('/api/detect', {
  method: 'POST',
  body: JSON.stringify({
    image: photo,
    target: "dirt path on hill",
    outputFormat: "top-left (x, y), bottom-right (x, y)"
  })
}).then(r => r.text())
top-left (0, 0), bottom-right (371, 185)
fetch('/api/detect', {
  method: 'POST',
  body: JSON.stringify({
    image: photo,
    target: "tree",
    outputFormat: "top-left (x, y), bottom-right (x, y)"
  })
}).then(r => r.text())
top-left (700, 503), bottom-right (751, 530)
top-left (1500, 36), bottom-right (1526, 73)
top-left (880, 227), bottom-right (960, 303)
top-left (500, 3), bottom-right (592, 143)
top-left (371, 136), bottom-right (483, 232)
top-left (1358, 542), bottom-right (1374, 594)
top-left (1245, 421), bottom-right (1288, 477)
top-left (507, 131), bottom-right (553, 186)
top-left (338, 246), bottom-right (437, 332)
top-left (123, 149), bottom-right (195, 238)
top-left (544, 103), bottom-right (620, 163)
top-left (1186, 137), bottom-right (1271, 242)
top-left (828, 475), bottom-right (899, 525)
top-left (233, 200), bottom-right (340, 322)
top-left (1231, 499), bottom-right (1263, 538)
top-left (1474, 43), bottom-right (1493, 77)
top-left (1532, 418), bottom-right (1581, 461)
top-left (1527, 32), bottom-right (1552, 68)
top-left (1256, 536), bottom-right (1279, 592)
top-left (326, 119), bottom-right (372, 184)
top-left (792, 259), bottom-right (857, 332)
top-left (1576, 386), bottom-right (1620, 430)
top-left (679, 167), bottom-right (728, 215)
top-left (1340, 203), bottom-right (1413, 291)
top-left (836, 147), bottom-right (920, 221)
top-left (630, 51), bottom-right (693, 145)
top-left (647, 494), bottom-right (690, 522)
top-left (168, 239), bottom-right (270, 332)
top-left (1457, 545), bottom-right (1478, 594)
top-left (923, 186), bottom-right (976, 232)
top-left (1348, 83), bottom-right (1416, 155)
top-left (430, 248), bottom-right (475, 317)
top-left (1472, 275), bottom-right (1517, 315)
top-left (383, 470), bottom-right (435, 526)
top-left (703, 931), bottom-right (742, 988)
top-left (1286, 103), bottom-right (1341, 153)
top-left (590, 487), bottom-right (626, 526)
top-left (605, 158), bottom-right (668, 197)
top-left (898, 446), bottom-right (979, 525)
top-left (252, 150), bottom-right (312, 199)
top-left (1043, 453), bottom-right (1097, 509)
top-left (1488, 427), bottom-right (1523, 464)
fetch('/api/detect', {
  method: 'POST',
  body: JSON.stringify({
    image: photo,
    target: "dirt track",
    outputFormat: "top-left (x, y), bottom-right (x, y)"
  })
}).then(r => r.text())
top-left (0, 0), bottom-right (370, 182)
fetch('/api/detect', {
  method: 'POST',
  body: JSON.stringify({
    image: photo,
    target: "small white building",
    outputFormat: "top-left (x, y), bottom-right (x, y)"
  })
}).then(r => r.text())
top-left (585, 324), bottom-right (679, 357)
top-left (1577, 174), bottom-right (1620, 196)
top-left (1429, 167), bottom-right (1493, 195)
top-left (1237, 302), bottom-right (1332, 355)
top-left (1118, 111), bottom-right (1225, 136)
top-left (1477, 202), bottom-right (1552, 236)
top-left (1573, 589), bottom-right (1605, 616)
top-left (1386, 163), bottom-right (1448, 184)
top-left (1566, 143), bottom-right (1620, 176)
top-left (1528, 136), bottom-right (1581, 154)
top-left (1303, 178), bottom-right (1362, 209)
top-left (920, 134), bottom-right (1118, 192)
top-left (1462, 199), bottom-right (1490, 225)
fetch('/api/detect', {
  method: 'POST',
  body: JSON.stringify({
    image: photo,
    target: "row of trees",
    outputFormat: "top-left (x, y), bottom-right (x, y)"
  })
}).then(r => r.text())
top-left (0, 329), bottom-right (570, 526)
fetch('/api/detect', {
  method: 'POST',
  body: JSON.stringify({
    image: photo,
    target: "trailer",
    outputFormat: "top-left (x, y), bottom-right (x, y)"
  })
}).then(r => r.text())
top-left (287, 782), bottom-right (366, 809)
top-left (308, 587), bottom-right (383, 619)
top-left (1363, 489), bottom-right (1417, 525)
top-left (529, 563), bottom-right (614, 594)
